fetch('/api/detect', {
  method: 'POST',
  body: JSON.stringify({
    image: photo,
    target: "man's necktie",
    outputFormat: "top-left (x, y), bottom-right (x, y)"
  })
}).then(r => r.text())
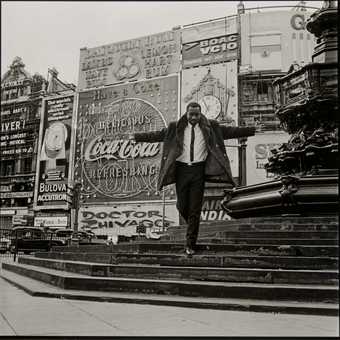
top-left (190, 124), bottom-right (195, 163)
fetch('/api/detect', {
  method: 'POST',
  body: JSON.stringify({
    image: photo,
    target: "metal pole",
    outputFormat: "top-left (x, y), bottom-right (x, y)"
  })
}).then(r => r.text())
top-left (239, 137), bottom-right (248, 186)
top-left (162, 188), bottom-right (166, 233)
top-left (73, 182), bottom-right (80, 232)
top-left (14, 230), bottom-right (18, 262)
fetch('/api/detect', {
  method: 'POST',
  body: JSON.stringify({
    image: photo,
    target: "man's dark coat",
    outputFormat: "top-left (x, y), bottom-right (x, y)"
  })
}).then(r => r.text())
top-left (134, 114), bottom-right (255, 191)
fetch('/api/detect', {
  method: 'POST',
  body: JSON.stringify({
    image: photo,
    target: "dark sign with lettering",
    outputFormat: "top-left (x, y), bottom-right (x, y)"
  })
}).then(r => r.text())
top-left (182, 34), bottom-right (238, 68)
top-left (75, 75), bottom-right (178, 203)
top-left (0, 104), bottom-right (35, 157)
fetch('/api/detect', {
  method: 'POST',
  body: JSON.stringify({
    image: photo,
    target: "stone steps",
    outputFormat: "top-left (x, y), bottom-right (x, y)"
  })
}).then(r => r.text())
top-left (17, 256), bottom-right (339, 285)
top-left (168, 223), bottom-right (338, 232)
top-left (2, 269), bottom-right (337, 316)
top-left (50, 242), bottom-right (338, 257)
top-left (197, 216), bottom-right (338, 225)
top-left (194, 238), bottom-right (338, 245)
top-left (36, 251), bottom-right (338, 270)
top-left (165, 230), bottom-right (338, 240)
top-left (2, 261), bottom-right (338, 304)
top-left (1, 215), bottom-right (337, 316)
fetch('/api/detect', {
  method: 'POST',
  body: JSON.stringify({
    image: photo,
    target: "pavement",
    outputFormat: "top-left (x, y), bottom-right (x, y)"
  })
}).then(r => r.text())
top-left (0, 259), bottom-right (339, 337)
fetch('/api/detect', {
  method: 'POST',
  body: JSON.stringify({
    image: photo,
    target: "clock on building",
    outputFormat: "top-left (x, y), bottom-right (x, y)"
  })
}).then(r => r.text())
top-left (198, 95), bottom-right (222, 119)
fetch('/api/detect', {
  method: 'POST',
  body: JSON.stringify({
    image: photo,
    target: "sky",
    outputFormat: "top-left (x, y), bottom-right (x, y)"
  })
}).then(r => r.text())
top-left (2, 1), bottom-right (323, 85)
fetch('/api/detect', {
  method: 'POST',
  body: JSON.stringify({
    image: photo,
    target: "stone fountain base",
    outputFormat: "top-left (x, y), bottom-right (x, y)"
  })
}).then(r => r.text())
top-left (222, 171), bottom-right (338, 218)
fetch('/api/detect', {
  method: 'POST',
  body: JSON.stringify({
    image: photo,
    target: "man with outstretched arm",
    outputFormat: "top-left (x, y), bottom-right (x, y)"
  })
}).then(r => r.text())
top-left (129, 102), bottom-right (255, 255)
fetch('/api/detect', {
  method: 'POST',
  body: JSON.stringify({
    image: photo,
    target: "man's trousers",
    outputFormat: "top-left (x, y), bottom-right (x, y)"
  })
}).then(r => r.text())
top-left (175, 161), bottom-right (205, 249)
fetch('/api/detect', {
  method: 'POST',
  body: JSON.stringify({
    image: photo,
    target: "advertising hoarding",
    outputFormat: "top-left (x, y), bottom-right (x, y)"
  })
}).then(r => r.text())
top-left (246, 132), bottom-right (290, 185)
top-left (240, 10), bottom-right (316, 72)
top-left (75, 75), bottom-right (178, 203)
top-left (78, 30), bottom-right (180, 90)
top-left (181, 62), bottom-right (239, 177)
top-left (34, 95), bottom-right (75, 210)
top-left (0, 104), bottom-right (35, 158)
top-left (34, 215), bottom-right (68, 227)
top-left (182, 16), bottom-right (238, 69)
top-left (181, 62), bottom-right (238, 122)
top-left (182, 34), bottom-right (238, 68)
top-left (201, 196), bottom-right (231, 222)
top-left (78, 202), bottom-right (178, 237)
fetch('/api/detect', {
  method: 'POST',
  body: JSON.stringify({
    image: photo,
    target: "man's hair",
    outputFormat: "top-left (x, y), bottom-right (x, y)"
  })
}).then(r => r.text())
top-left (186, 102), bottom-right (201, 112)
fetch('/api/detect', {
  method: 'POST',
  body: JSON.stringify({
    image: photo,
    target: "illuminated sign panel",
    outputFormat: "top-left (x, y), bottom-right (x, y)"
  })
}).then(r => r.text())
top-left (78, 30), bottom-right (180, 90)
top-left (34, 95), bottom-right (75, 209)
top-left (75, 75), bottom-right (178, 203)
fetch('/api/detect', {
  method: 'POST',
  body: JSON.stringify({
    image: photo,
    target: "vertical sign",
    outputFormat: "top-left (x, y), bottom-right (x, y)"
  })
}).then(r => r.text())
top-left (34, 95), bottom-right (74, 209)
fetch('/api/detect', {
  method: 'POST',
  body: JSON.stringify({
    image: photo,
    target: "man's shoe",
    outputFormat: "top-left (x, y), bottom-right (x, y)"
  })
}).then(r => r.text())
top-left (185, 247), bottom-right (195, 256)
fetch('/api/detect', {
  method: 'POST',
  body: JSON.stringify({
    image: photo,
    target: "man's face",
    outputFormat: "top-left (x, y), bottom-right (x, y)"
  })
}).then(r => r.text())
top-left (186, 106), bottom-right (201, 126)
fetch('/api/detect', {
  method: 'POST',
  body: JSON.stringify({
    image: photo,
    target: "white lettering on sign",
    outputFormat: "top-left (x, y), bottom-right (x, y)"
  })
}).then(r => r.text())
top-left (37, 193), bottom-right (68, 201)
top-left (34, 216), bottom-right (68, 227)
top-left (87, 164), bottom-right (158, 180)
top-left (39, 183), bottom-right (67, 193)
top-left (3, 80), bottom-right (24, 88)
top-left (201, 198), bottom-right (231, 221)
top-left (1, 120), bottom-right (26, 132)
top-left (84, 137), bottom-right (160, 162)
top-left (200, 35), bottom-right (238, 55)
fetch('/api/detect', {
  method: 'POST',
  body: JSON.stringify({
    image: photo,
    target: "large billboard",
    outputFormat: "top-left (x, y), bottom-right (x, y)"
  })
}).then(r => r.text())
top-left (34, 95), bottom-right (75, 210)
top-left (182, 33), bottom-right (238, 69)
top-left (0, 104), bottom-right (35, 158)
top-left (240, 10), bottom-right (316, 72)
top-left (181, 62), bottom-right (239, 176)
top-left (75, 75), bottom-right (178, 203)
top-left (78, 30), bottom-right (180, 90)
top-left (246, 132), bottom-right (290, 185)
top-left (78, 202), bottom-right (178, 237)
top-left (182, 16), bottom-right (238, 69)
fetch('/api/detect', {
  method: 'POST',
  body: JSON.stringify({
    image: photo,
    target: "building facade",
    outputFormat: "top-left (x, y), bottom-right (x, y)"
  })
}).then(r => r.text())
top-left (1, 2), bottom-right (321, 232)
top-left (0, 58), bottom-right (75, 229)
top-left (237, 3), bottom-right (317, 185)
top-left (72, 3), bottom-right (319, 232)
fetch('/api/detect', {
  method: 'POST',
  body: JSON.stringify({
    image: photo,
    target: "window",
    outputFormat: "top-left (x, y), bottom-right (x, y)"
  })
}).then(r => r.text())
top-left (20, 157), bottom-right (32, 174)
top-left (257, 82), bottom-right (269, 102)
top-left (257, 82), bottom-right (268, 95)
top-left (0, 160), bottom-right (15, 176)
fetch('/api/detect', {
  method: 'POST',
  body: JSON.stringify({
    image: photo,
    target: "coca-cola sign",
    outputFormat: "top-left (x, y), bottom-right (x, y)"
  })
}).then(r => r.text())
top-left (75, 77), bottom-right (178, 202)
top-left (84, 137), bottom-right (159, 162)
